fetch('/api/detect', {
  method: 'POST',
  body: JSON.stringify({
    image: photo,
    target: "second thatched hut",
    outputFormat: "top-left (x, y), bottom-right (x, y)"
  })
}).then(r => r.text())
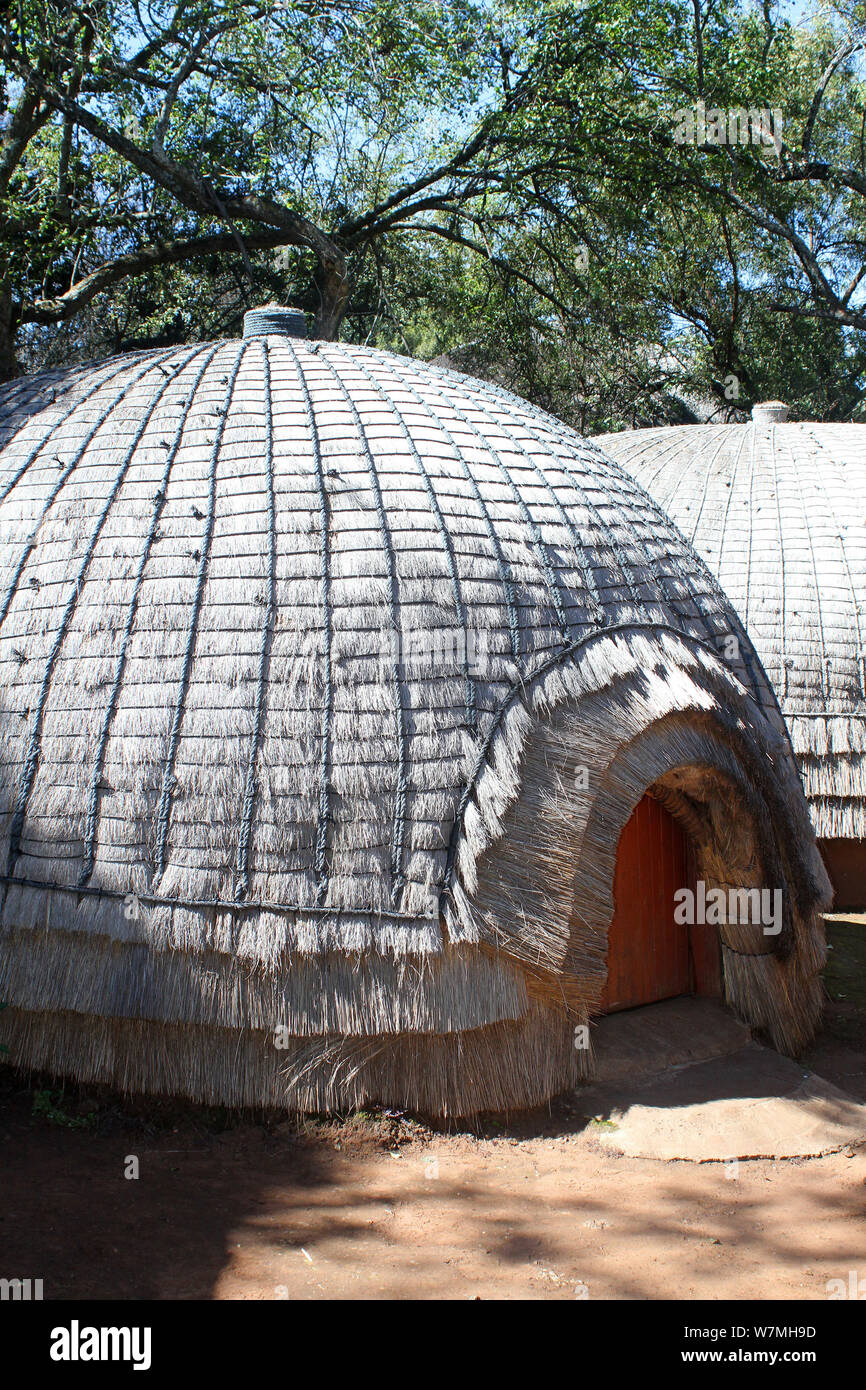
top-left (601, 404), bottom-right (866, 907)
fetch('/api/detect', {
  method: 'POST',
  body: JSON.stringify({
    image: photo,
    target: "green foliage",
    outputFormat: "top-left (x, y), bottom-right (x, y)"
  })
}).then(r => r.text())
top-left (2, 0), bottom-right (866, 421)
top-left (823, 917), bottom-right (866, 1044)
top-left (373, 0), bottom-right (866, 425)
top-left (31, 1089), bottom-right (96, 1129)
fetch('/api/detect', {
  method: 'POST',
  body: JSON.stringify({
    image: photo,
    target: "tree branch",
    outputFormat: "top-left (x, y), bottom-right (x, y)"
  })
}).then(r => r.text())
top-left (21, 228), bottom-right (290, 325)
top-left (389, 220), bottom-right (578, 321)
top-left (771, 299), bottom-right (866, 331)
top-left (2, 44), bottom-right (343, 268)
top-left (0, 79), bottom-right (49, 197)
top-left (801, 38), bottom-right (863, 156)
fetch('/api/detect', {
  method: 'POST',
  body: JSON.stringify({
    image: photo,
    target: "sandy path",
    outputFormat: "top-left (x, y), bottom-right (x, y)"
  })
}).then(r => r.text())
top-left (4, 924), bottom-right (865, 1302)
top-left (2, 1087), bottom-right (864, 1301)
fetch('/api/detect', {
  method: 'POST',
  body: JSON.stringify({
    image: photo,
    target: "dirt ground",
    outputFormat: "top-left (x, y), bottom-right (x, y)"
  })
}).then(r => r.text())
top-left (1, 920), bottom-right (865, 1302)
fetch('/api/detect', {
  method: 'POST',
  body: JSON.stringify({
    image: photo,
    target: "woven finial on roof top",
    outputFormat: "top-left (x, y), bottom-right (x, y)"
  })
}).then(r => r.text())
top-left (752, 400), bottom-right (789, 424)
top-left (243, 304), bottom-right (307, 339)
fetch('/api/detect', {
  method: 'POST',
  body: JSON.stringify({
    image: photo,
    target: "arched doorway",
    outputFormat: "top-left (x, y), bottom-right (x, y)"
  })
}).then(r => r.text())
top-left (602, 793), bottom-right (721, 1012)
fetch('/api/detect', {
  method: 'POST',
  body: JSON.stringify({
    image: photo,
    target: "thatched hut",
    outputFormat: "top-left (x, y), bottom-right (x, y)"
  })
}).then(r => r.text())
top-left (600, 405), bottom-right (866, 908)
top-left (0, 319), bottom-right (830, 1115)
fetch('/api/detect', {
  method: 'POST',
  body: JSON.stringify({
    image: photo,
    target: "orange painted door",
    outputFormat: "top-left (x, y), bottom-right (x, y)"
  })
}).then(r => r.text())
top-left (602, 793), bottom-right (713, 1012)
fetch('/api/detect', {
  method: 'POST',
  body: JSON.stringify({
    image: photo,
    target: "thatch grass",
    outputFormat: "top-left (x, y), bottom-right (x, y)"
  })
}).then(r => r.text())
top-left (0, 339), bottom-right (831, 1114)
top-left (600, 421), bottom-right (866, 848)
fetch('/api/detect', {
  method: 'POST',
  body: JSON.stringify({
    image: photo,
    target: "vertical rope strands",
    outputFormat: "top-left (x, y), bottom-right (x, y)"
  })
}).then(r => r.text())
top-left (79, 345), bottom-right (221, 886)
top-left (632, 429), bottom-right (697, 511)
top-left (711, 426), bottom-right (747, 584)
top-left (475, 376), bottom-right (689, 621)
top-left (382, 358), bottom-right (522, 663)
top-left (784, 428), bottom-right (830, 706)
top-left (743, 421), bottom-right (758, 633)
top-left (0, 364), bottom-right (87, 426)
top-left (581, 436), bottom-right (706, 629)
top-left (619, 427), bottom-right (705, 540)
top-left (5, 347), bottom-right (203, 878)
top-left (473, 384), bottom-right (770, 710)
top-left (510, 414), bottom-right (669, 625)
top-left (153, 342), bottom-right (247, 884)
top-left (686, 429), bottom-right (732, 546)
top-left (401, 376), bottom-right (575, 643)
top-left (419, 366), bottom-right (620, 626)
top-left (433, 377), bottom-right (629, 627)
top-left (234, 341), bottom-right (277, 901)
top-left (490, 382), bottom-right (765, 703)
top-left (282, 340), bottom-right (334, 904)
top-left (315, 349), bottom-right (410, 907)
top-left (596, 427), bottom-right (748, 655)
top-left (433, 366), bottom-right (656, 622)
top-left (803, 427), bottom-right (866, 703)
top-left (487, 432), bottom-right (607, 628)
top-left (768, 425), bottom-right (789, 703)
top-left (588, 433), bottom-right (769, 709)
top-left (0, 355), bottom-right (145, 507)
top-left (332, 348), bottom-right (478, 730)
top-left (0, 348), bottom-right (181, 636)
top-left (0, 373), bottom-right (57, 432)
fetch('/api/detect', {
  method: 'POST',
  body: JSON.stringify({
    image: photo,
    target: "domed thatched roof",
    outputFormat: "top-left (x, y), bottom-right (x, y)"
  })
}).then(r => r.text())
top-left (0, 338), bottom-right (829, 1113)
top-left (599, 416), bottom-right (866, 843)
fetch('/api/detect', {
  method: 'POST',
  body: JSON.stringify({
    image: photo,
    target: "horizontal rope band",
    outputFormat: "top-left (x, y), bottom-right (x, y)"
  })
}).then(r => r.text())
top-left (0, 873), bottom-right (439, 923)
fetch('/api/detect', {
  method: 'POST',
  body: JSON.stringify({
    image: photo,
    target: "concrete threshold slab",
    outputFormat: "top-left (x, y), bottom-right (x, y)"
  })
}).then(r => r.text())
top-left (580, 1042), bottom-right (866, 1161)
top-left (591, 996), bottom-right (752, 1086)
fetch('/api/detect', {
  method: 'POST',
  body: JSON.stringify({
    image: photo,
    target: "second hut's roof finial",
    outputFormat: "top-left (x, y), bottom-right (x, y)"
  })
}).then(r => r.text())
top-left (752, 400), bottom-right (789, 424)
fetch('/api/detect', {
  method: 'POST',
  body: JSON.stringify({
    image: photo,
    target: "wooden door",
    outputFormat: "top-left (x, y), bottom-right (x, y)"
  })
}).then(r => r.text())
top-left (602, 793), bottom-right (718, 1012)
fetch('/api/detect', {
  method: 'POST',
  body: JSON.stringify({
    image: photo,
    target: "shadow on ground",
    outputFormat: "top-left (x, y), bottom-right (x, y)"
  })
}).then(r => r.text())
top-left (0, 918), bottom-right (864, 1299)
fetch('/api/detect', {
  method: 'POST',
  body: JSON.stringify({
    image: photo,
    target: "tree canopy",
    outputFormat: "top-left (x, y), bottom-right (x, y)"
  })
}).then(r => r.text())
top-left (1, 0), bottom-right (865, 425)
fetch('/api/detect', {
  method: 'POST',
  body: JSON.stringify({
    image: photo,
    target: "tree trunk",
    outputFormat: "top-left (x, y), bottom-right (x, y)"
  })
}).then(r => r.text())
top-left (312, 254), bottom-right (350, 340)
top-left (0, 278), bottom-right (21, 382)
